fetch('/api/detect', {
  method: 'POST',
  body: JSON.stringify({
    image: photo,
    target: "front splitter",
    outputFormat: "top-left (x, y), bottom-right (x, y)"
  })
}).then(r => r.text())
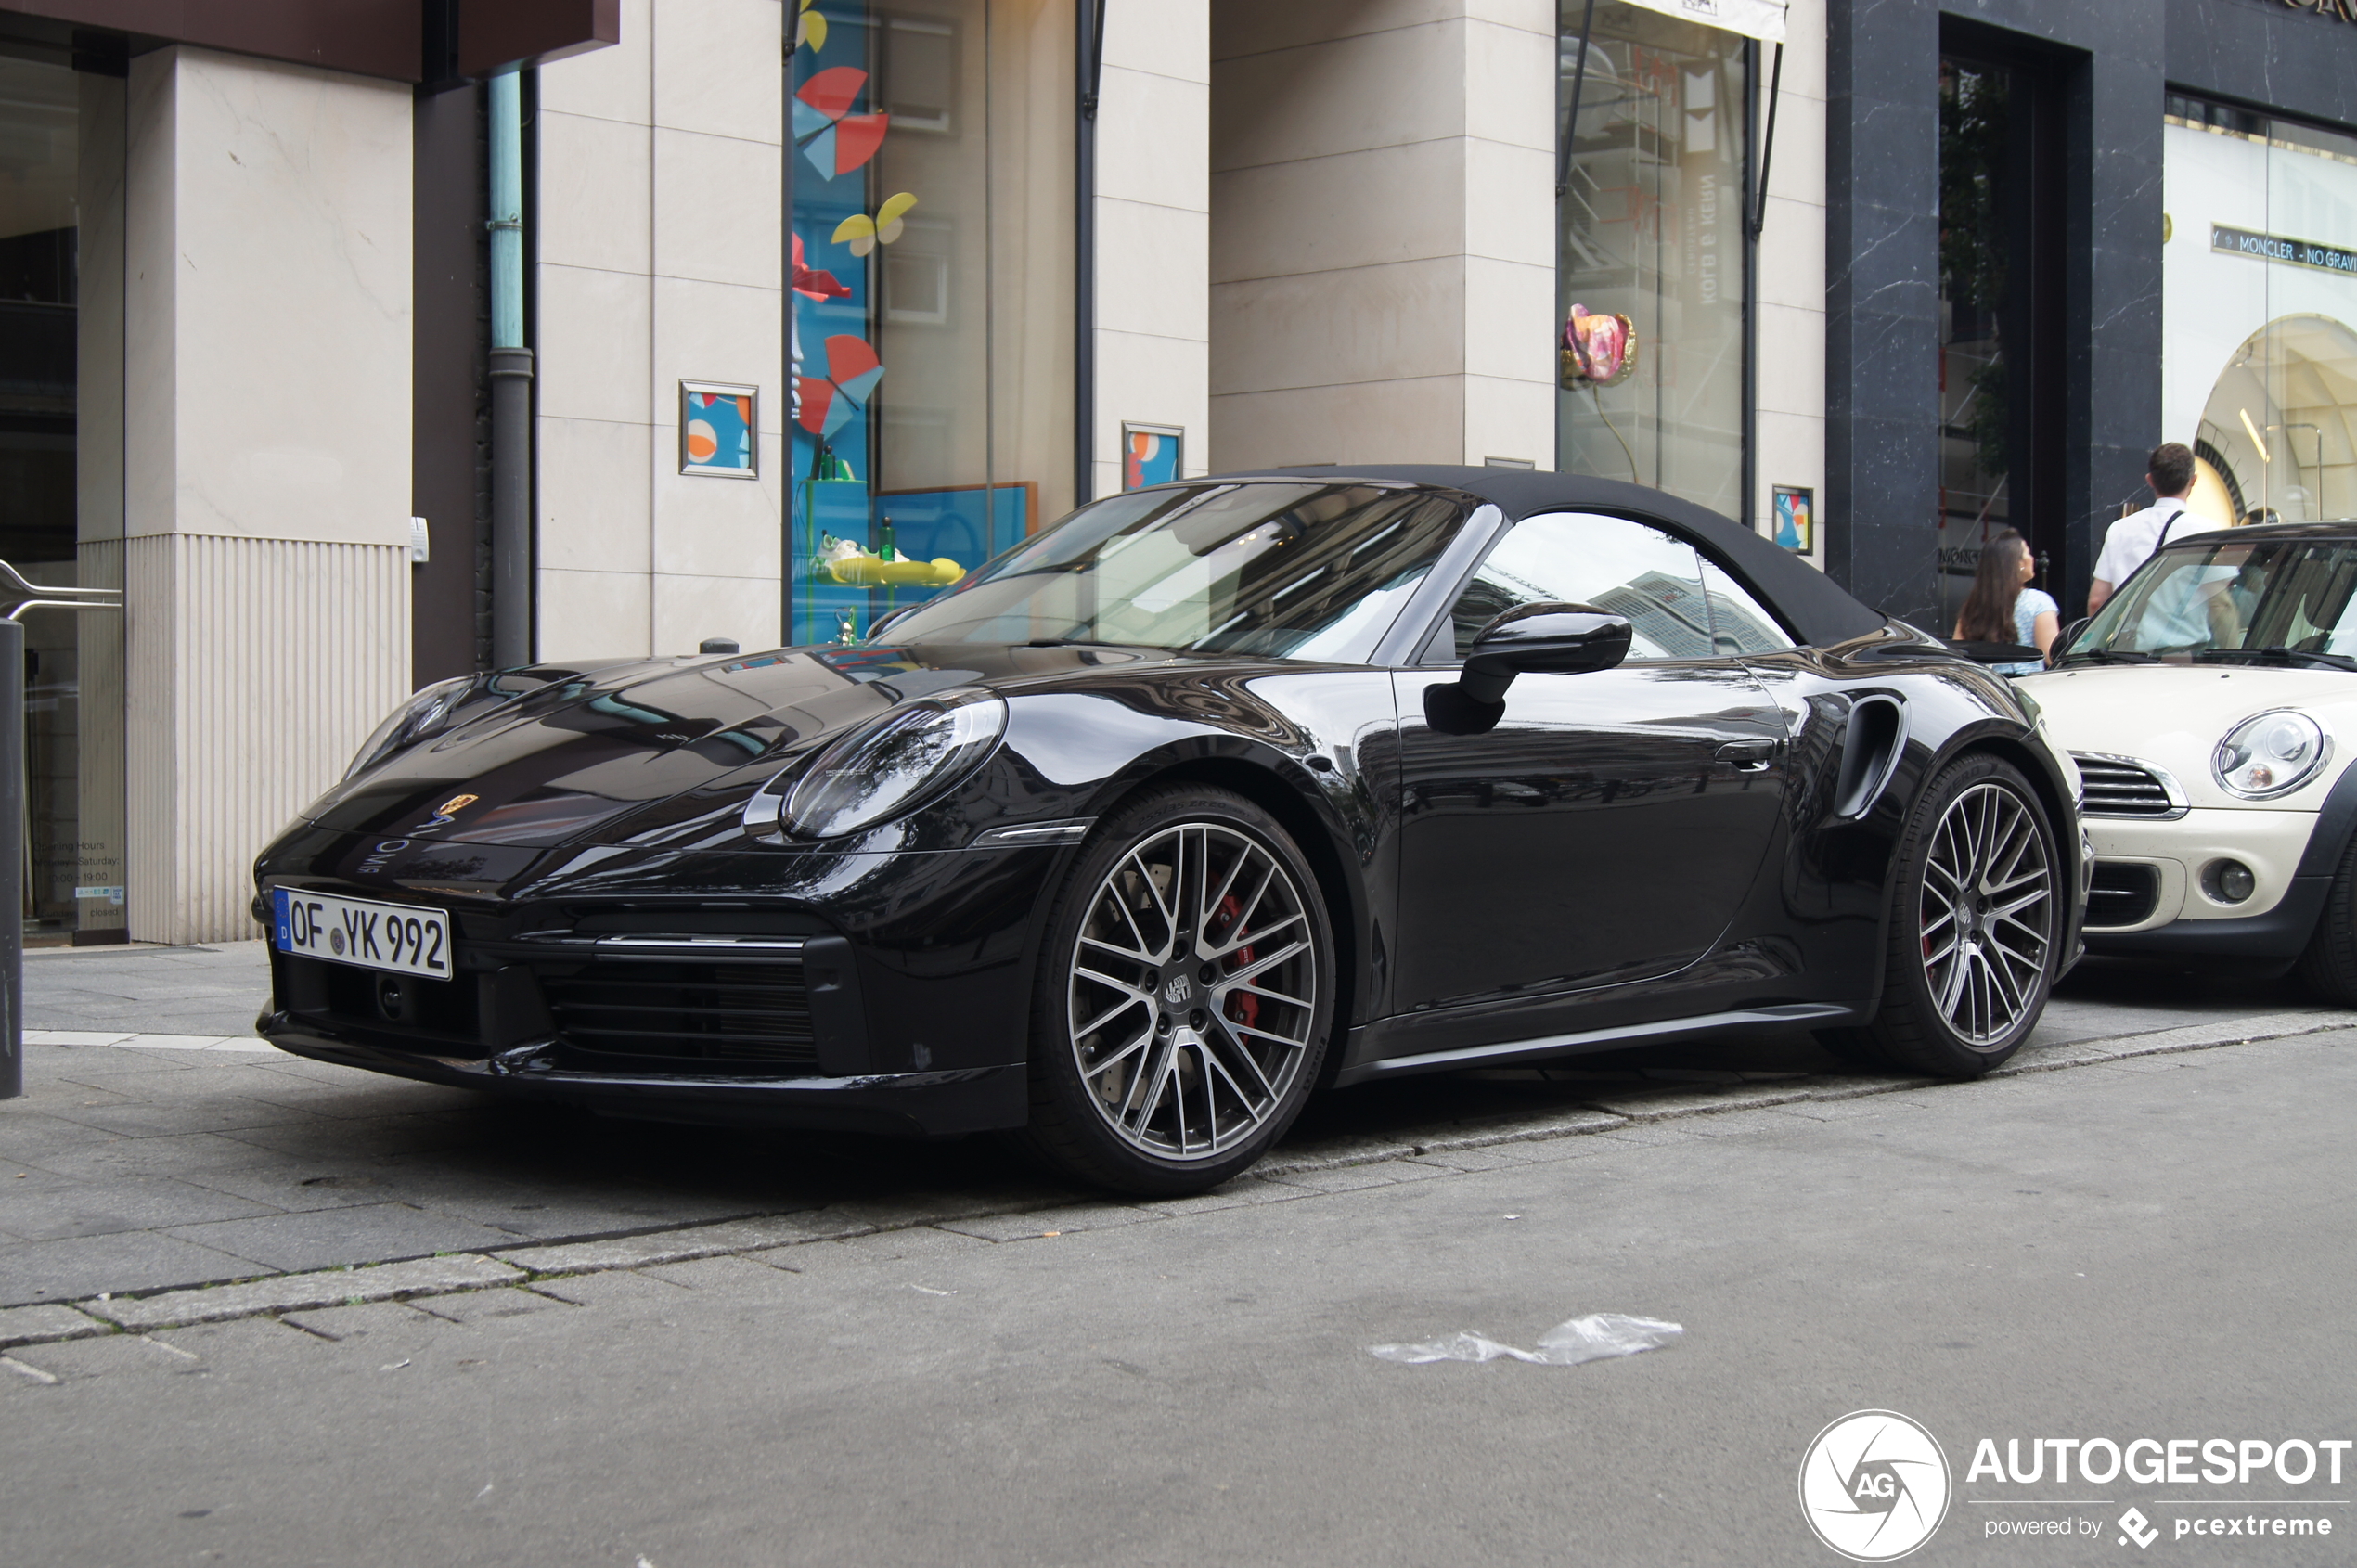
top-left (258, 1015), bottom-right (1029, 1138)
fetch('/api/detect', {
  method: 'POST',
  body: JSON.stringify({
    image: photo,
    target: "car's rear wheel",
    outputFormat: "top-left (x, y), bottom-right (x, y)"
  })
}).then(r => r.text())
top-left (2295, 830), bottom-right (2357, 1004)
top-left (1017, 785), bottom-right (1335, 1196)
top-left (1818, 753), bottom-right (2060, 1076)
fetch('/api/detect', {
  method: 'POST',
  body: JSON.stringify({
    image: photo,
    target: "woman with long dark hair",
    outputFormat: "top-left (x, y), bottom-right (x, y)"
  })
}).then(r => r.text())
top-left (1954, 528), bottom-right (2058, 675)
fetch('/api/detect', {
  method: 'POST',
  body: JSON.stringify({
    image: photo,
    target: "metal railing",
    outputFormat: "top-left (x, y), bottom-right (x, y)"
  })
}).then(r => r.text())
top-left (0, 561), bottom-right (123, 1099)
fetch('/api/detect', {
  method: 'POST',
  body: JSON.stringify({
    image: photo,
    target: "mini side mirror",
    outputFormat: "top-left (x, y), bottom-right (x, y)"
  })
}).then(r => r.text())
top-left (1423, 602), bottom-right (1633, 734)
top-left (2050, 617), bottom-right (2092, 663)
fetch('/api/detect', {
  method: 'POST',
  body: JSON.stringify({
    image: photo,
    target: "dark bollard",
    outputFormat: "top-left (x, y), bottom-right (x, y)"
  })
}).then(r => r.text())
top-left (1, 615), bottom-right (21, 1099)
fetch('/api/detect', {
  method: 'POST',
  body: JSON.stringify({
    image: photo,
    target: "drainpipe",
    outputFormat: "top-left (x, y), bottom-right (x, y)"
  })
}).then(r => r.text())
top-left (1074, 0), bottom-right (1105, 506)
top-left (488, 70), bottom-right (533, 670)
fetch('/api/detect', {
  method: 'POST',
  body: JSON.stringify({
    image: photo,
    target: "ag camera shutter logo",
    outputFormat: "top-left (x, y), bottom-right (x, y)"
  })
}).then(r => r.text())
top-left (1799, 1410), bottom-right (1952, 1561)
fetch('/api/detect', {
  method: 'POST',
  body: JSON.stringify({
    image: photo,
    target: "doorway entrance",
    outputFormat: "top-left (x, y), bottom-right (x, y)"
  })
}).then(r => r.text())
top-left (1936, 43), bottom-right (2067, 630)
top-left (0, 45), bottom-right (125, 943)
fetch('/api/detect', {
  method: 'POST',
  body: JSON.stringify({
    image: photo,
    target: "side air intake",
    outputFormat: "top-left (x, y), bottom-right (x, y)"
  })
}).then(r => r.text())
top-left (1832, 695), bottom-right (1906, 822)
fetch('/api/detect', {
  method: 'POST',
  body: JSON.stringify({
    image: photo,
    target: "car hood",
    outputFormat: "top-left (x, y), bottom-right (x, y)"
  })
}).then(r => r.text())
top-left (296, 642), bottom-right (1180, 847)
top-left (2017, 662), bottom-right (2357, 811)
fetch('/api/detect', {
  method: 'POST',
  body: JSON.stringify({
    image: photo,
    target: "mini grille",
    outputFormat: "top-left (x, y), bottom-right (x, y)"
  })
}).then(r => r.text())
top-left (534, 955), bottom-right (818, 1067)
top-left (2074, 756), bottom-right (2181, 818)
top-left (2085, 862), bottom-right (2160, 929)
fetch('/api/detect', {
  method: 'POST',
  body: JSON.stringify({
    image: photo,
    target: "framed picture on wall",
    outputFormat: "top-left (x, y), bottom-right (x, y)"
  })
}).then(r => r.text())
top-left (1122, 422), bottom-right (1184, 490)
top-left (1772, 484), bottom-right (1814, 552)
top-left (680, 380), bottom-right (759, 479)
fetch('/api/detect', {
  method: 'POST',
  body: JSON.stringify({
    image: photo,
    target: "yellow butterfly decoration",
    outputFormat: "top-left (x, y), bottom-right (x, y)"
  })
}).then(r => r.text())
top-left (831, 192), bottom-right (918, 257)
top-left (795, 0), bottom-right (828, 54)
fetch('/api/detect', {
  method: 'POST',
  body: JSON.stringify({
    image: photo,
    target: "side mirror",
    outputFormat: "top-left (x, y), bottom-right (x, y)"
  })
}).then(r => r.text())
top-left (1423, 602), bottom-right (1633, 735)
top-left (2050, 617), bottom-right (2092, 663)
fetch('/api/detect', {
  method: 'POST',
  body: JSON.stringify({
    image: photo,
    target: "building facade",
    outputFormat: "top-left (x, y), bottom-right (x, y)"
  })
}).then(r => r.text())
top-left (0, 0), bottom-right (2351, 945)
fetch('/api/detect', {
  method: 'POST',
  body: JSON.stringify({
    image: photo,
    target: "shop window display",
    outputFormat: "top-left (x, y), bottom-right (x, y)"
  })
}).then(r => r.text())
top-left (2163, 96), bottom-right (2357, 531)
top-left (787, 0), bottom-right (1073, 647)
top-left (1556, 2), bottom-right (1747, 519)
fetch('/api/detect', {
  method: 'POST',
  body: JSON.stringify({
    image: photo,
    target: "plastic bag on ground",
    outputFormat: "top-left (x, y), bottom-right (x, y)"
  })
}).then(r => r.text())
top-left (1370, 1313), bottom-right (1682, 1366)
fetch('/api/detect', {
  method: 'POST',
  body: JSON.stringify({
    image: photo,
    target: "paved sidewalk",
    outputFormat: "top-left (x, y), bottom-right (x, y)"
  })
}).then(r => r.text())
top-left (23, 940), bottom-right (274, 1039)
top-left (1, 944), bottom-right (2344, 1311)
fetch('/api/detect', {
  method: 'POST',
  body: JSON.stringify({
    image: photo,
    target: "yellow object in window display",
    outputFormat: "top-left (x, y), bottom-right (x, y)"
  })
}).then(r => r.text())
top-left (818, 540), bottom-right (966, 588)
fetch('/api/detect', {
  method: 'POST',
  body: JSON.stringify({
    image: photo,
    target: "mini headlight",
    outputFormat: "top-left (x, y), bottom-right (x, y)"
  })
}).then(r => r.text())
top-left (2212, 709), bottom-right (2330, 800)
top-left (780, 692), bottom-right (1007, 840)
top-left (344, 676), bottom-right (473, 781)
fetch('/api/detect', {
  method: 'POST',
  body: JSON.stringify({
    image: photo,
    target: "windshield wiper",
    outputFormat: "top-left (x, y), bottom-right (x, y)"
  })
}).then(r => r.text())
top-left (2061, 648), bottom-right (2156, 665)
top-left (2194, 646), bottom-right (2357, 673)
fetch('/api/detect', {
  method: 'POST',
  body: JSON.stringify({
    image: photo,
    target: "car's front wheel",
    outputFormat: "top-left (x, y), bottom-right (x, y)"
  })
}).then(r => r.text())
top-left (2295, 829), bottom-right (2357, 1004)
top-left (1821, 752), bottom-right (2062, 1076)
top-left (1017, 785), bottom-right (1335, 1195)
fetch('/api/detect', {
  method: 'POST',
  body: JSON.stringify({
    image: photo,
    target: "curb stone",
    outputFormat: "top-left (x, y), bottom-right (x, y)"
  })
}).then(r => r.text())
top-left (495, 1215), bottom-right (872, 1277)
top-left (42, 1010), bottom-right (2357, 1334)
top-left (0, 1302), bottom-right (109, 1350)
top-left (1582, 1086), bottom-right (1818, 1121)
top-left (84, 1254), bottom-right (526, 1331)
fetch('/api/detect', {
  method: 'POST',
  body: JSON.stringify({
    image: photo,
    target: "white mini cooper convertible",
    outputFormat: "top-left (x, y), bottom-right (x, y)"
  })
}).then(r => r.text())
top-left (2019, 520), bottom-right (2357, 998)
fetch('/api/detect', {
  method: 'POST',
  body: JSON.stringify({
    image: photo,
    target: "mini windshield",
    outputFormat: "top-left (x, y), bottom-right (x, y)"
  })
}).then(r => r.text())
top-left (872, 482), bottom-right (1477, 661)
top-left (2069, 532), bottom-right (2357, 671)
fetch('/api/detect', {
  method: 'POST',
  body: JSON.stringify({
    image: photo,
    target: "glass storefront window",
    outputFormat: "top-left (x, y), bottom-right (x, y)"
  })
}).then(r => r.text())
top-left (1556, 2), bottom-right (1747, 517)
top-left (0, 49), bottom-right (123, 944)
top-left (2163, 95), bottom-right (2357, 530)
top-left (787, 0), bottom-right (1074, 648)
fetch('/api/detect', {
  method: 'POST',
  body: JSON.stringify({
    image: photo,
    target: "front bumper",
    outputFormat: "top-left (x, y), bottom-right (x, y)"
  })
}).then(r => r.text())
top-left (2081, 806), bottom-right (2325, 959)
top-left (251, 829), bottom-right (1070, 1137)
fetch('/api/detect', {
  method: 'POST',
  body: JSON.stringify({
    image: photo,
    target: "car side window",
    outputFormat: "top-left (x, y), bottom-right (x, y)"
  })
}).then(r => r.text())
top-left (1437, 512), bottom-right (1714, 661)
top-left (1696, 553), bottom-right (1800, 653)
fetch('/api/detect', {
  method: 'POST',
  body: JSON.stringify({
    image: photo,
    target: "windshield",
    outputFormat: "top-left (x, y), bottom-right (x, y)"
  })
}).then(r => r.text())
top-left (871, 482), bottom-right (1476, 661)
top-left (2070, 532), bottom-right (2357, 670)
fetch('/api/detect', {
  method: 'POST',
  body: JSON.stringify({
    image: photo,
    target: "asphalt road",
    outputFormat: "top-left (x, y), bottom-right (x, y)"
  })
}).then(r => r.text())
top-left (4, 1022), bottom-right (2351, 1567)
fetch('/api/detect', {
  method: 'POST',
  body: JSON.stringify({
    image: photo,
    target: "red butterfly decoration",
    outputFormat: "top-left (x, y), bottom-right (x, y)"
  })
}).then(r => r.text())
top-left (794, 67), bottom-right (888, 180)
top-left (797, 335), bottom-right (883, 440)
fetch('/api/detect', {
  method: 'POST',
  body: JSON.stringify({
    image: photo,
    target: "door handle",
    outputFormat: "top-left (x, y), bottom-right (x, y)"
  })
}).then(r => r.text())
top-left (1716, 739), bottom-right (1779, 771)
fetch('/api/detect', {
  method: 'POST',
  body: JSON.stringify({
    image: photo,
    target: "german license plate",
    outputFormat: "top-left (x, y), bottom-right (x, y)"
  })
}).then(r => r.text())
top-left (273, 888), bottom-right (453, 982)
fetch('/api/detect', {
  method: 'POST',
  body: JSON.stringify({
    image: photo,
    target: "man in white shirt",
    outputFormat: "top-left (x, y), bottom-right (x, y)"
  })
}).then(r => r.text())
top-left (2087, 443), bottom-right (2202, 616)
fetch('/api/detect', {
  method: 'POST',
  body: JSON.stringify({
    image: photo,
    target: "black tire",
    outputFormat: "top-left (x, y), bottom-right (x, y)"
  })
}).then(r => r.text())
top-left (2296, 830), bottom-right (2357, 1004)
top-left (1844, 752), bottom-right (2063, 1077)
top-left (1811, 1026), bottom-right (1900, 1070)
top-left (1015, 785), bottom-right (1336, 1196)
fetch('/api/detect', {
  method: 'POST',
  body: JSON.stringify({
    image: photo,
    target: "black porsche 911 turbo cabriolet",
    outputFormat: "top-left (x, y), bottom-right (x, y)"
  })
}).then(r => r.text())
top-left (254, 467), bottom-right (2086, 1193)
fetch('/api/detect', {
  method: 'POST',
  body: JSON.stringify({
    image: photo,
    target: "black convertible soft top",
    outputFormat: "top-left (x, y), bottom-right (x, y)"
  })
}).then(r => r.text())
top-left (1220, 464), bottom-right (1887, 651)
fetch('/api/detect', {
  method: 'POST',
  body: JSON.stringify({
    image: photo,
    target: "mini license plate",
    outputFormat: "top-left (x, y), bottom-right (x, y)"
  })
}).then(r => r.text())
top-left (273, 888), bottom-right (453, 982)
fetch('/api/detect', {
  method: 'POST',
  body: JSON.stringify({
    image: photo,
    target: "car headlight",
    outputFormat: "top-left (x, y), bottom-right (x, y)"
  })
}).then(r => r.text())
top-left (2213, 709), bottom-right (2331, 800)
top-left (344, 676), bottom-right (473, 781)
top-left (779, 691), bottom-right (1007, 840)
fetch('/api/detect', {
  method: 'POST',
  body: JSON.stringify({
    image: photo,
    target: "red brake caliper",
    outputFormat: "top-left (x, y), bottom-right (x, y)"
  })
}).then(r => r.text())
top-left (1217, 893), bottom-right (1259, 1033)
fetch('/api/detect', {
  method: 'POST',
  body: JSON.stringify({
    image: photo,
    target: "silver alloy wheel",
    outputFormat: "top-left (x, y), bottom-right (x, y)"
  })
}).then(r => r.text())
top-left (1066, 821), bottom-right (1320, 1161)
top-left (1919, 779), bottom-right (2054, 1047)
